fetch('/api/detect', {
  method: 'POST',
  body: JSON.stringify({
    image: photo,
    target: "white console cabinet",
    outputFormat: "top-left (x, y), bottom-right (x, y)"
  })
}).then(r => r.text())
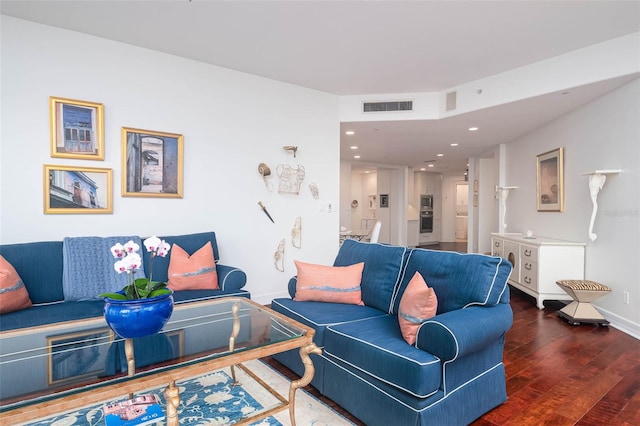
top-left (491, 233), bottom-right (586, 309)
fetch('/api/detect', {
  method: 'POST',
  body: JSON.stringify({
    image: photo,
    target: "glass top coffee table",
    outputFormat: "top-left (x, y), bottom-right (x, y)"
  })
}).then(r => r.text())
top-left (0, 297), bottom-right (320, 425)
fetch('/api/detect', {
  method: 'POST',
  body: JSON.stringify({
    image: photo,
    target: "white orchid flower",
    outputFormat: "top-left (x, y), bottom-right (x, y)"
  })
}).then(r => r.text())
top-left (113, 259), bottom-right (128, 273)
top-left (123, 240), bottom-right (140, 254)
top-left (110, 243), bottom-right (125, 258)
top-left (144, 236), bottom-right (162, 253)
top-left (123, 252), bottom-right (142, 272)
top-left (156, 240), bottom-right (171, 257)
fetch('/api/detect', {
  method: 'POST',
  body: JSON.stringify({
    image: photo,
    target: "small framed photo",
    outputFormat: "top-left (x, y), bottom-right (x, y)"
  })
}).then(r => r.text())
top-left (121, 127), bottom-right (184, 198)
top-left (536, 147), bottom-right (564, 212)
top-left (49, 97), bottom-right (104, 160)
top-left (473, 179), bottom-right (478, 193)
top-left (473, 194), bottom-right (478, 207)
top-left (44, 164), bottom-right (113, 214)
top-left (380, 194), bottom-right (389, 208)
top-left (47, 327), bottom-right (114, 385)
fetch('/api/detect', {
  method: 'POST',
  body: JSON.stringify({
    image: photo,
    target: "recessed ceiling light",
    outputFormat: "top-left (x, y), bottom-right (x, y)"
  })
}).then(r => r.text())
top-left (420, 168), bottom-right (426, 171)
top-left (428, 164), bottom-right (434, 168)
top-left (350, 145), bottom-right (358, 150)
top-left (450, 143), bottom-right (459, 147)
top-left (345, 130), bottom-right (355, 135)
top-left (437, 154), bottom-right (444, 157)
top-left (354, 155), bottom-right (360, 159)
top-left (468, 127), bottom-right (478, 131)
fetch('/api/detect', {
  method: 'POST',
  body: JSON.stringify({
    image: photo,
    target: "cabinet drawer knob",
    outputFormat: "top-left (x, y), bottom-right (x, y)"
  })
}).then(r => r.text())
top-left (495, 241), bottom-right (500, 247)
top-left (524, 249), bottom-right (532, 256)
top-left (525, 263), bottom-right (532, 270)
top-left (524, 277), bottom-right (531, 284)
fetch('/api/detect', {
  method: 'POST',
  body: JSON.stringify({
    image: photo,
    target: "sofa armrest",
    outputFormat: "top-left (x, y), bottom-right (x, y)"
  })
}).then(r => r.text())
top-left (216, 264), bottom-right (247, 291)
top-left (415, 303), bottom-right (513, 362)
top-left (287, 277), bottom-right (298, 298)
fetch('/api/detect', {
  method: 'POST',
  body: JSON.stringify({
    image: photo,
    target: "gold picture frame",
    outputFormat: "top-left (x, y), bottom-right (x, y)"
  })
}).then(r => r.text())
top-left (44, 164), bottom-right (113, 214)
top-left (121, 127), bottom-right (184, 198)
top-left (536, 147), bottom-right (564, 212)
top-left (47, 327), bottom-right (114, 386)
top-left (49, 96), bottom-right (104, 160)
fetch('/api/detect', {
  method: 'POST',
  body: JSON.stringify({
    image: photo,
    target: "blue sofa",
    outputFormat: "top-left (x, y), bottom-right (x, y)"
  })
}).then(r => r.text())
top-left (271, 239), bottom-right (513, 426)
top-left (0, 231), bottom-right (248, 332)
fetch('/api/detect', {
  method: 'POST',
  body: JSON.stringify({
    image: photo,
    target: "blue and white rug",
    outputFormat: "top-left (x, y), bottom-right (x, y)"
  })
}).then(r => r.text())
top-left (23, 360), bottom-right (354, 426)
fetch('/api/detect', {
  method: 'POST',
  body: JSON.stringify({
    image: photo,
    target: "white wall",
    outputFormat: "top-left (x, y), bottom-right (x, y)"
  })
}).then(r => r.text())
top-left (504, 78), bottom-right (640, 337)
top-left (0, 16), bottom-right (341, 304)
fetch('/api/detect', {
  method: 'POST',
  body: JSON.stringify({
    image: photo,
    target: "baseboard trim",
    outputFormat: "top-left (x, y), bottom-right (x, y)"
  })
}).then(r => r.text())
top-left (597, 306), bottom-right (640, 340)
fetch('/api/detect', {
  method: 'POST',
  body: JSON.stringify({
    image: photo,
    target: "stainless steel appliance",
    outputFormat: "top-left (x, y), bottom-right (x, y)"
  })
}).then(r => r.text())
top-left (420, 195), bottom-right (434, 233)
top-left (420, 195), bottom-right (433, 210)
top-left (420, 210), bottom-right (433, 233)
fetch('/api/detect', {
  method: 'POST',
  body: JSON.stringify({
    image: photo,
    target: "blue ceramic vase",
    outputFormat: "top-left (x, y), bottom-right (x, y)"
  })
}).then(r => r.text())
top-left (103, 291), bottom-right (174, 339)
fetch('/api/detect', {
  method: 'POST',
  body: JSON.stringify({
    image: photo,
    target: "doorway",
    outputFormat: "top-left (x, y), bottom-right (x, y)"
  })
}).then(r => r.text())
top-left (455, 183), bottom-right (469, 241)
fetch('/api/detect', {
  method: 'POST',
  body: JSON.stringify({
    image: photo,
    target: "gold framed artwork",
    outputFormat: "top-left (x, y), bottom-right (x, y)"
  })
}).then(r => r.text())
top-left (49, 96), bottom-right (104, 160)
top-left (44, 164), bottom-right (113, 214)
top-left (121, 127), bottom-right (184, 198)
top-left (47, 327), bottom-right (114, 386)
top-left (536, 147), bottom-right (564, 212)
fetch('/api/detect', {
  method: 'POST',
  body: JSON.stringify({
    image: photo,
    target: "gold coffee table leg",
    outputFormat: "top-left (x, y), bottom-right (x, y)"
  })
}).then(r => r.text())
top-left (228, 302), bottom-right (241, 385)
top-left (124, 338), bottom-right (135, 399)
top-left (165, 380), bottom-right (180, 426)
top-left (288, 343), bottom-right (322, 426)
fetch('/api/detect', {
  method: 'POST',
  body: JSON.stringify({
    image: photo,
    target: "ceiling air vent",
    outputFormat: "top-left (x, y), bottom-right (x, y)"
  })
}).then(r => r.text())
top-left (363, 100), bottom-right (413, 113)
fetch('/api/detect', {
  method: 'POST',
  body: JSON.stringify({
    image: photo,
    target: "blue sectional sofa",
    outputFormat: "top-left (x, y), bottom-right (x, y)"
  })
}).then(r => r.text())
top-left (0, 231), bottom-right (248, 332)
top-left (271, 239), bottom-right (513, 426)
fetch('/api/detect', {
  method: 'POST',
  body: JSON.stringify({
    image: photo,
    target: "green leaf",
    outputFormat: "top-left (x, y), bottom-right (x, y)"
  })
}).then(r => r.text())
top-left (99, 292), bottom-right (128, 300)
top-left (148, 288), bottom-right (172, 298)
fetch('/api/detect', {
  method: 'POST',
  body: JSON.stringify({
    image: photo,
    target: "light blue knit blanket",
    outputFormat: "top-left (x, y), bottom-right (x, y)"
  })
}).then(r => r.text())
top-left (62, 236), bottom-right (145, 301)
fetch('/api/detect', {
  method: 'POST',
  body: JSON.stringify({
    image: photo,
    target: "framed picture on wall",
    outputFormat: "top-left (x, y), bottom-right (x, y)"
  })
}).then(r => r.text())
top-left (380, 194), bottom-right (389, 208)
top-left (536, 147), bottom-right (564, 212)
top-left (49, 97), bottom-right (104, 160)
top-left (121, 127), bottom-right (184, 198)
top-left (44, 164), bottom-right (113, 214)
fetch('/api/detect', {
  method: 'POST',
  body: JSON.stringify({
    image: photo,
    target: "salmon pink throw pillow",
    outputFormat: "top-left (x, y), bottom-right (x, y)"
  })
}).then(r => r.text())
top-left (398, 271), bottom-right (438, 345)
top-left (167, 242), bottom-right (219, 291)
top-left (0, 255), bottom-right (33, 314)
top-left (294, 260), bottom-right (364, 305)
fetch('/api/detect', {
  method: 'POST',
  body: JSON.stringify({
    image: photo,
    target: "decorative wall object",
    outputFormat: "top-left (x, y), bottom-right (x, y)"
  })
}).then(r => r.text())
top-left (50, 96), bottom-right (104, 160)
top-left (283, 145), bottom-right (298, 157)
top-left (44, 164), bottom-right (113, 214)
top-left (582, 169), bottom-right (622, 241)
top-left (536, 147), bottom-right (564, 212)
top-left (277, 164), bottom-right (305, 194)
top-left (351, 200), bottom-right (358, 208)
top-left (495, 186), bottom-right (518, 231)
top-left (121, 127), bottom-right (183, 198)
top-left (309, 182), bottom-right (319, 199)
top-left (380, 194), bottom-right (389, 208)
top-left (258, 201), bottom-right (275, 223)
top-left (257, 163), bottom-right (273, 191)
top-left (274, 239), bottom-right (285, 272)
top-left (473, 180), bottom-right (479, 193)
top-left (292, 217), bottom-right (302, 248)
top-left (368, 195), bottom-right (377, 210)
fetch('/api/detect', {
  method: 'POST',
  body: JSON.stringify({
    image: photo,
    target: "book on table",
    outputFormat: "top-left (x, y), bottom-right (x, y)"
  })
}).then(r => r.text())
top-left (102, 394), bottom-right (165, 426)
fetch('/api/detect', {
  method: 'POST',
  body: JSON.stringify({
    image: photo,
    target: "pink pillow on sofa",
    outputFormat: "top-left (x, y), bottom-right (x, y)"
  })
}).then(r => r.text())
top-left (0, 255), bottom-right (33, 314)
top-left (167, 242), bottom-right (219, 291)
top-left (398, 271), bottom-right (438, 345)
top-left (294, 260), bottom-right (364, 305)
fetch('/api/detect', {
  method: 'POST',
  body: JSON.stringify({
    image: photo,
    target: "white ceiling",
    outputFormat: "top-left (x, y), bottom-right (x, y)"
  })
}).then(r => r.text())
top-left (2, 1), bottom-right (639, 173)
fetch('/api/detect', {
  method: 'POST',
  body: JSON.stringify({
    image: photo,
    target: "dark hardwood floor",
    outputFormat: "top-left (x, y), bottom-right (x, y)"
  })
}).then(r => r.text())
top-left (264, 287), bottom-right (640, 425)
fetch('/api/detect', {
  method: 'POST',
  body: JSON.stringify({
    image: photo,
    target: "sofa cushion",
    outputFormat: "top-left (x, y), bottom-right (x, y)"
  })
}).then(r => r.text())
top-left (271, 298), bottom-right (386, 347)
top-left (293, 260), bottom-right (364, 305)
top-left (0, 300), bottom-right (105, 330)
top-left (398, 272), bottom-right (437, 345)
top-left (324, 315), bottom-right (442, 398)
top-left (393, 249), bottom-right (512, 314)
top-left (167, 242), bottom-right (219, 290)
top-left (333, 239), bottom-right (407, 313)
top-left (62, 236), bottom-right (143, 301)
top-left (0, 256), bottom-right (33, 314)
top-left (147, 232), bottom-right (220, 283)
top-left (0, 241), bottom-right (64, 304)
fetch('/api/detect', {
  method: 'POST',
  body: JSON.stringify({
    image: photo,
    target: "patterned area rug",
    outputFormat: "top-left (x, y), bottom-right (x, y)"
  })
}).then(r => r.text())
top-left (23, 359), bottom-right (354, 426)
